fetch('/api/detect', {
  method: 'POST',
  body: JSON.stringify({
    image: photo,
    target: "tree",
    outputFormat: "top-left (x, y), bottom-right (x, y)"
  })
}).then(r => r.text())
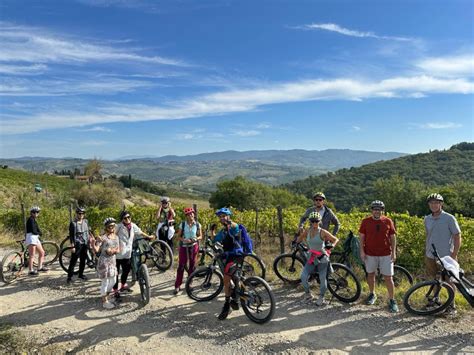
top-left (84, 158), bottom-right (103, 182)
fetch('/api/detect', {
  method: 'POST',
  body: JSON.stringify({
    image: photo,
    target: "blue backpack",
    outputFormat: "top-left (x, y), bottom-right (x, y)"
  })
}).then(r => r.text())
top-left (238, 224), bottom-right (253, 254)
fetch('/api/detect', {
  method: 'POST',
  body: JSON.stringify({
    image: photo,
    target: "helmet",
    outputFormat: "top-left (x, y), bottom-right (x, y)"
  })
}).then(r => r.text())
top-left (312, 192), bottom-right (326, 200)
top-left (160, 196), bottom-right (170, 203)
top-left (427, 193), bottom-right (444, 202)
top-left (30, 206), bottom-right (41, 213)
top-left (120, 210), bottom-right (131, 220)
top-left (76, 206), bottom-right (86, 213)
top-left (215, 207), bottom-right (232, 216)
top-left (308, 211), bottom-right (322, 222)
top-left (184, 207), bottom-right (195, 215)
top-left (370, 200), bottom-right (385, 209)
top-left (104, 217), bottom-right (116, 226)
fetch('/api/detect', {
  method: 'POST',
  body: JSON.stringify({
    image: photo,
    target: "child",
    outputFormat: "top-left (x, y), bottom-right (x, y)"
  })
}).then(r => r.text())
top-left (93, 218), bottom-right (120, 309)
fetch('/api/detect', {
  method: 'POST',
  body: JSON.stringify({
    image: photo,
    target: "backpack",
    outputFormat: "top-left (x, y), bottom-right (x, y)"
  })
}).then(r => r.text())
top-left (238, 224), bottom-right (253, 254)
top-left (349, 231), bottom-right (362, 264)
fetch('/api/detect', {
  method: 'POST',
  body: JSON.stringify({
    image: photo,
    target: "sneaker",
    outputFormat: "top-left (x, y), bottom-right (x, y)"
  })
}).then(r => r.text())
top-left (119, 283), bottom-right (132, 293)
top-left (103, 301), bottom-right (115, 309)
top-left (173, 288), bottom-right (180, 295)
top-left (315, 295), bottom-right (325, 306)
top-left (217, 302), bottom-right (232, 320)
top-left (29, 270), bottom-right (38, 276)
top-left (302, 292), bottom-right (313, 303)
top-left (230, 298), bottom-right (240, 310)
top-left (389, 299), bottom-right (399, 313)
top-left (37, 267), bottom-right (49, 272)
top-left (78, 275), bottom-right (88, 281)
top-left (365, 293), bottom-right (377, 305)
top-left (66, 278), bottom-right (72, 284)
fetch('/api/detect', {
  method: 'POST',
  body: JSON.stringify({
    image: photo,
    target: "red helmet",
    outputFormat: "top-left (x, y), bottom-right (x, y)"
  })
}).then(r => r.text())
top-left (184, 207), bottom-right (195, 215)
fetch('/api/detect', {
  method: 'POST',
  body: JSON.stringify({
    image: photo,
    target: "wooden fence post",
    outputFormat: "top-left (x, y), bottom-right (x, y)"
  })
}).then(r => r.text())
top-left (277, 206), bottom-right (285, 254)
top-left (21, 203), bottom-right (26, 237)
top-left (193, 204), bottom-right (198, 223)
top-left (255, 208), bottom-right (259, 244)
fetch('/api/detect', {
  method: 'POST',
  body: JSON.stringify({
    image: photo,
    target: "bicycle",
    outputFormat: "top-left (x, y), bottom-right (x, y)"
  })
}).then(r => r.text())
top-left (0, 238), bottom-right (60, 283)
top-left (330, 231), bottom-right (413, 287)
top-left (187, 233), bottom-right (266, 279)
top-left (59, 243), bottom-right (97, 274)
top-left (128, 237), bottom-right (155, 305)
top-left (185, 244), bottom-right (275, 324)
top-left (273, 241), bottom-right (361, 303)
top-left (403, 244), bottom-right (474, 316)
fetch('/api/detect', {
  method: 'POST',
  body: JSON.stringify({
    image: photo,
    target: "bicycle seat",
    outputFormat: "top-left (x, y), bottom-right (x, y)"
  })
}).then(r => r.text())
top-left (16, 239), bottom-right (25, 244)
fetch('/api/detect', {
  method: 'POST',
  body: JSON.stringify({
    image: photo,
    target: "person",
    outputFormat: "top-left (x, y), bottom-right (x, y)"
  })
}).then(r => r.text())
top-left (213, 208), bottom-right (246, 320)
top-left (25, 206), bottom-right (48, 275)
top-left (359, 200), bottom-right (398, 313)
top-left (424, 193), bottom-right (462, 315)
top-left (156, 196), bottom-right (176, 251)
top-left (92, 218), bottom-right (120, 309)
top-left (173, 207), bottom-right (202, 295)
top-left (114, 210), bottom-right (154, 293)
top-left (67, 206), bottom-right (91, 284)
top-left (297, 211), bottom-right (338, 306)
top-left (299, 192), bottom-right (340, 236)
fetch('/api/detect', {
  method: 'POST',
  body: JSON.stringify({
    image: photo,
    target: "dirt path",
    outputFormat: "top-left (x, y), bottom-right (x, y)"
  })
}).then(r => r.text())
top-left (0, 257), bottom-right (473, 354)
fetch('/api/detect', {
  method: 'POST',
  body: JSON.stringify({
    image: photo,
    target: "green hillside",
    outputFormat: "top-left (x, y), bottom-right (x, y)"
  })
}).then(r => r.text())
top-left (284, 143), bottom-right (474, 216)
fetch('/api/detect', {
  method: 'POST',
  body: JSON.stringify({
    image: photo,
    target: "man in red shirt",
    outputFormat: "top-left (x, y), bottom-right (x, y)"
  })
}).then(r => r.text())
top-left (359, 200), bottom-right (398, 313)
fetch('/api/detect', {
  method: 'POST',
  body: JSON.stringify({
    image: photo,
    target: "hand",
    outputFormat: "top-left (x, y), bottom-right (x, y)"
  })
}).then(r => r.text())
top-left (71, 247), bottom-right (76, 253)
top-left (450, 252), bottom-right (458, 260)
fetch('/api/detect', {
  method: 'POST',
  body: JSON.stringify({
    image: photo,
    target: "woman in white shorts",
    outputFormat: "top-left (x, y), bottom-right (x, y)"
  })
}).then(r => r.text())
top-left (25, 206), bottom-right (47, 276)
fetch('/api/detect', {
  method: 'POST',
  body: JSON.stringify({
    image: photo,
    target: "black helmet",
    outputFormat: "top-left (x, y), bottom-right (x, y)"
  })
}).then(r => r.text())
top-left (427, 193), bottom-right (444, 202)
top-left (76, 206), bottom-right (86, 213)
top-left (370, 200), bottom-right (385, 209)
top-left (104, 217), bottom-right (116, 226)
top-left (30, 206), bottom-right (41, 213)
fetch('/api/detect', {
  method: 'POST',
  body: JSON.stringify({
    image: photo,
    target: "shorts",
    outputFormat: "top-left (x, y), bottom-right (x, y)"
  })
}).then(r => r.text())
top-left (223, 256), bottom-right (244, 276)
top-left (425, 256), bottom-right (440, 279)
top-left (364, 255), bottom-right (393, 276)
top-left (25, 233), bottom-right (40, 246)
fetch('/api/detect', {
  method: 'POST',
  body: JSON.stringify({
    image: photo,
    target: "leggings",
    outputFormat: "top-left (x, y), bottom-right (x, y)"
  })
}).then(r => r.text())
top-left (175, 244), bottom-right (199, 289)
top-left (114, 258), bottom-right (132, 289)
top-left (67, 242), bottom-right (88, 278)
top-left (100, 276), bottom-right (115, 296)
top-left (301, 261), bottom-right (329, 296)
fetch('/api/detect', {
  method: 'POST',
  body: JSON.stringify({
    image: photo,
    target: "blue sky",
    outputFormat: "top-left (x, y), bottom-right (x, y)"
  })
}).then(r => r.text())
top-left (0, 0), bottom-right (473, 159)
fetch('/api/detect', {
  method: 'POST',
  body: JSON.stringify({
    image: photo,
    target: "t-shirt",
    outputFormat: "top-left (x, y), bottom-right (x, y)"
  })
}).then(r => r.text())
top-left (359, 216), bottom-right (396, 256)
top-left (115, 222), bottom-right (143, 260)
top-left (424, 211), bottom-right (461, 258)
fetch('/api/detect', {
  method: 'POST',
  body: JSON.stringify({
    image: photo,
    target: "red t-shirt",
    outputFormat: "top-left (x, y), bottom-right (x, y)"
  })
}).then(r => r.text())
top-left (359, 216), bottom-right (396, 256)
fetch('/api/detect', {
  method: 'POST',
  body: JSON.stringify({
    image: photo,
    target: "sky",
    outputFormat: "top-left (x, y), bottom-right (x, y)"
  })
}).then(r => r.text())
top-left (0, 0), bottom-right (473, 159)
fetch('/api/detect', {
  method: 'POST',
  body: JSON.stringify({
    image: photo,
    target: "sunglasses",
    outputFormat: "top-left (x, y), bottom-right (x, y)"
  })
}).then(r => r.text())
top-left (314, 198), bottom-right (324, 202)
top-left (309, 219), bottom-right (320, 223)
top-left (107, 224), bottom-right (115, 228)
top-left (77, 212), bottom-right (85, 215)
top-left (372, 208), bottom-right (382, 212)
top-left (123, 216), bottom-right (131, 220)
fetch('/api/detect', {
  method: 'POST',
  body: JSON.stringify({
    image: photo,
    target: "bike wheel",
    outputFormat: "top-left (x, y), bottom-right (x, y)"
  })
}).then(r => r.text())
top-left (327, 263), bottom-right (361, 303)
top-left (150, 240), bottom-right (173, 271)
top-left (403, 280), bottom-right (454, 316)
top-left (273, 254), bottom-right (305, 284)
top-left (138, 264), bottom-right (151, 305)
top-left (41, 241), bottom-right (60, 265)
top-left (185, 267), bottom-right (224, 302)
top-left (1, 252), bottom-right (23, 284)
top-left (393, 265), bottom-right (414, 287)
top-left (196, 249), bottom-right (214, 267)
top-left (59, 247), bottom-right (77, 274)
top-left (242, 254), bottom-right (266, 279)
top-left (59, 236), bottom-right (69, 250)
top-left (330, 251), bottom-right (346, 264)
top-left (240, 276), bottom-right (276, 324)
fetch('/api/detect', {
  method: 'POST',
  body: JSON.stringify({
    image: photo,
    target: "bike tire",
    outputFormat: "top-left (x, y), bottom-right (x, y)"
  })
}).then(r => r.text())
top-left (403, 280), bottom-right (455, 316)
top-left (393, 265), bottom-right (414, 287)
top-left (1, 252), bottom-right (23, 284)
top-left (138, 264), bottom-right (151, 305)
top-left (60, 236), bottom-right (69, 250)
top-left (59, 247), bottom-right (76, 274)
top-left (196, 249), bottom-right (214, 267)
top-left (41, 241), bottom-right (60, 266)
top-left (242, 254), bottom-right (266, 279)
top-left (327, 263), bottom-right (361, 303)
top-left (150, 240), bottom-right (174, 271)
top-left (185, 267), bottom-right (224, 302)
top-left (240, 276), bottom-right (276, 324)
top-left (273, 253), bottom-right (305, 284)
top-left (330, 251), bottom-right (346, 264)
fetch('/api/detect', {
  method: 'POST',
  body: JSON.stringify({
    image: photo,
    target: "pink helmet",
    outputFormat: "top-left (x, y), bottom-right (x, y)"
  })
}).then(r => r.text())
top-left (184, 207), bottom-right (195, 215)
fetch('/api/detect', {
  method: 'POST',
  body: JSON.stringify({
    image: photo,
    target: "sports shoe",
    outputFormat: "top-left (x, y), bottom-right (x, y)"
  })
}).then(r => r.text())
top-left (217, 302), bottom-right (232, 320)
top-left (119, 283), bottom-right (132, 293)
top-left (37, 267), bottom-right (49, 272)
top-left (389, 299), bottom-right (399, 313)
top-left (365, 293), bottom-right (377, 305)
top-left (66, 278), bottom-right (72, 284)
top-left (103, 301), bottom-right (115, 309)
top-left (78, 275), bottom-right (88, 280)
top-left (315, 295), bottom-right (325, 306)
top-left (29, 270), bottom-right (38, 276)
top-left (173, 288), bottom-right (180, 295)
top-left (302, 292), bottom-right (313, 303)
top-left (230, 298), bottom-right (240, 310)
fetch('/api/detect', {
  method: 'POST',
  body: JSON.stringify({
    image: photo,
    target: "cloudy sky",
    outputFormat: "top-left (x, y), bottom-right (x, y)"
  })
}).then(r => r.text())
top-left (0, 0), bottom-right (473, 159)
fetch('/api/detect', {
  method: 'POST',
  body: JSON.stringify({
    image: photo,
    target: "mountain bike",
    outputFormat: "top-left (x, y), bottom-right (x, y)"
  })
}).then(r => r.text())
top-left (187, 233), bottom-right (266, 279)
top-left (185, 244), bottom-right (275, 324)
top-left (0, 239), bottom-right (60, 283)
top-left (330, 231), bottom-right (413, 287)
top-left (129, 237), bottom-right (155, 305)
top-left (273, 241), bottom-right (361, 303)
top-left (59, 244), bottom-right (97, 274)
top-left (403, 244), bottom-right (474, 315)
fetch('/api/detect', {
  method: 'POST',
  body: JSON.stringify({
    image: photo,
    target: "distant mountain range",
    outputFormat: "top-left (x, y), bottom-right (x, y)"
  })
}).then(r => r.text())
top-left (0, 149), bottom-right (406, 193)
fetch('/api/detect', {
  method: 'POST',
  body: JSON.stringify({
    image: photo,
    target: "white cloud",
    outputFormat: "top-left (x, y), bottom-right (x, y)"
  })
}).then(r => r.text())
top-left (352, 126), bottom-right (361, 131)
top-left (416, 122), bottom-right (463, 130)
top-left (2, 75), bottom-right (473, 134)
top-left (234, 130), bottom-right (261, 137)
top-left (293, 23), bottom-right (414, 42)
top-left (80, 140), bottom-right (107, 146)
top-left (256, 122), bottom-right (271, 129)
top-left (0, 22), bottom-right (185, 67)
top-left (417, 54), bottom-right (474, 77)
top-left (0, 63), bottom-right (47, 75)
top-left (80, 126), bottom-right (113, 132)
